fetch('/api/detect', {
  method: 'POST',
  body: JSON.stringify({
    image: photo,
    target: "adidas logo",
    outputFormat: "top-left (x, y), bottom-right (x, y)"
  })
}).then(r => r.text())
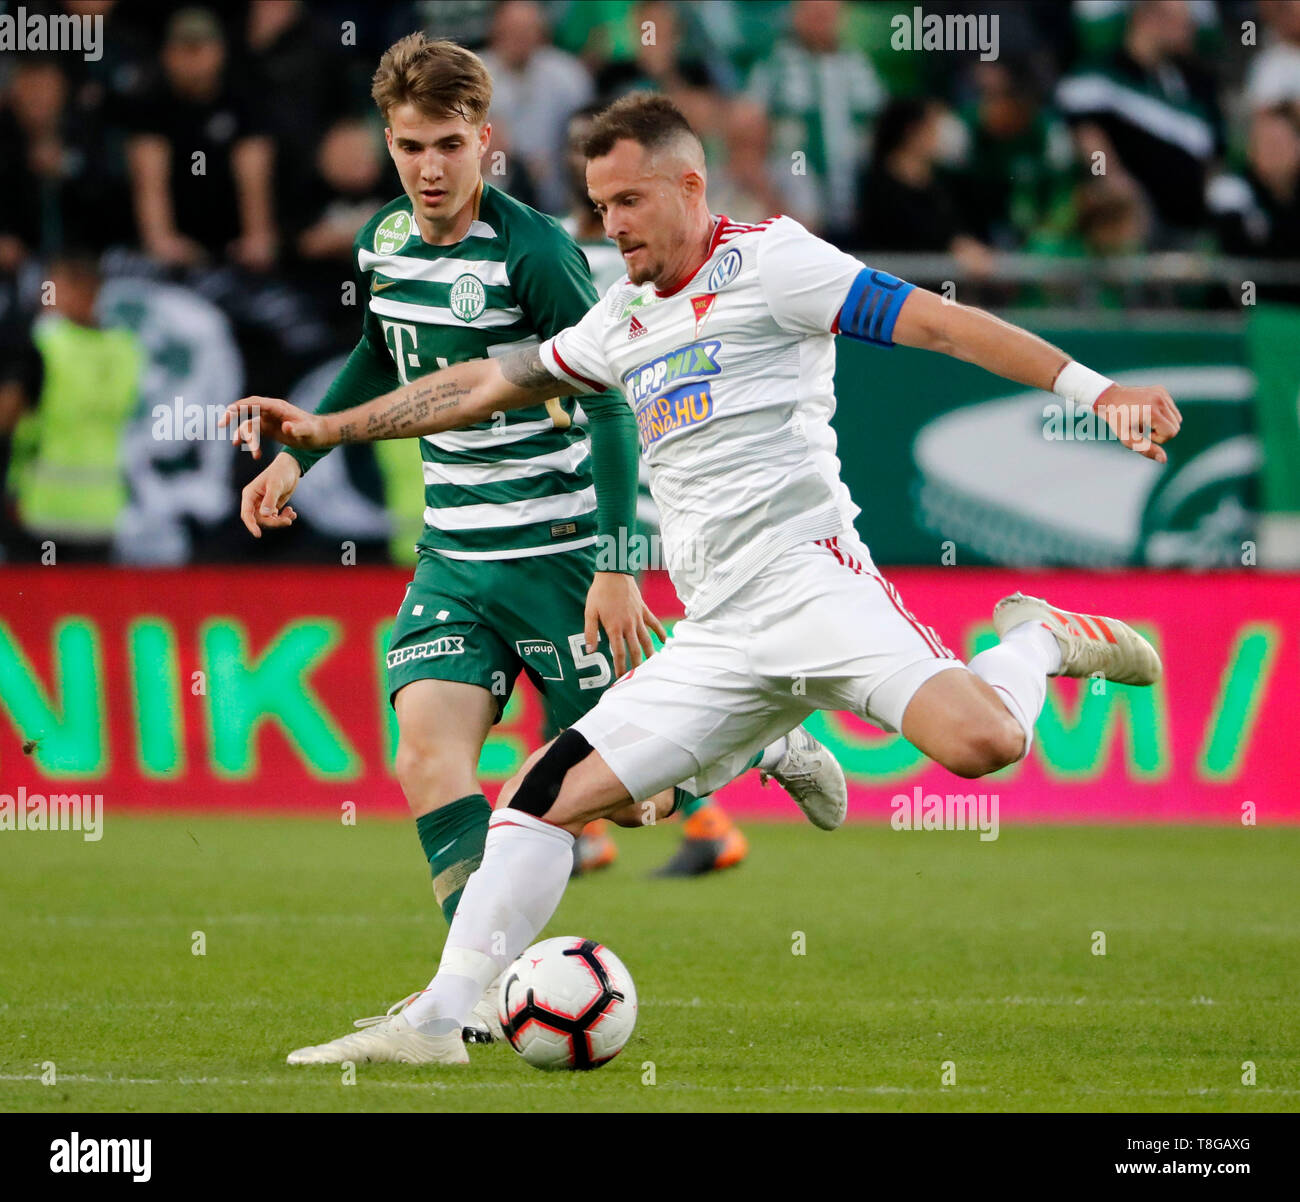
top-left (628, 314), bottom-right (648, 340)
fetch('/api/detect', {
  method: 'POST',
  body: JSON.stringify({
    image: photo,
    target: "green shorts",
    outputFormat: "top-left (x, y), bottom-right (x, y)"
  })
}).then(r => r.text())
top-left (386, 545), bottom-right (619, 731)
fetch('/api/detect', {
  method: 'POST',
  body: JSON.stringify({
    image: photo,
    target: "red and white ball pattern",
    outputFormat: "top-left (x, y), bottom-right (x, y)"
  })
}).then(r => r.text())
top-left (498, 936), bottom-right (638, 1071)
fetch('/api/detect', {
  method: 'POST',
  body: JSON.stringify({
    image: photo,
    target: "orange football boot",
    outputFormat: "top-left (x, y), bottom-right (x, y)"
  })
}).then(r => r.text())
top-left (653, 802), bottom-right (749, 877)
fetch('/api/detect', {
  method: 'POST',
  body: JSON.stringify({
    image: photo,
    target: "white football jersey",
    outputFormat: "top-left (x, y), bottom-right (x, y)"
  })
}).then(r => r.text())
top-left (540, 215), bottom-right (883, 617)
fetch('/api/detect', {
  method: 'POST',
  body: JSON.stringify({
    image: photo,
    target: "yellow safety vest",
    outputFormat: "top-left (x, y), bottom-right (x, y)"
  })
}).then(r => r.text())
top-left (372, 437), bottom-right (428, 566)
top-left (11, 316), bottom-right (143, 539)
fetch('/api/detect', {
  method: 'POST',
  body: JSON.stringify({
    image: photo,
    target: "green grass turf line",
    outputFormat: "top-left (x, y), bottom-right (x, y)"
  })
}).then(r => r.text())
top-left (1, 817), bottom-right (1297, 1113)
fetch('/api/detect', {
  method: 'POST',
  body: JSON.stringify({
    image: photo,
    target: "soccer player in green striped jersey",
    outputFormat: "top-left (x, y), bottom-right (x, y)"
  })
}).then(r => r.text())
top-left (235, 34), bottom-right (846, 1048)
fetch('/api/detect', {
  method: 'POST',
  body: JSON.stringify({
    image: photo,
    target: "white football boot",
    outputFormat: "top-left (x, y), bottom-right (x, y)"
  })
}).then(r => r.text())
top-left (286, 993), bottom-right (469, 1066)
top-left (761, 725), bottom-right (848, 831)
top-left (993, 593), bottom-right (1161, 686)
top-left (462, 974), bottom-right (505, 1044)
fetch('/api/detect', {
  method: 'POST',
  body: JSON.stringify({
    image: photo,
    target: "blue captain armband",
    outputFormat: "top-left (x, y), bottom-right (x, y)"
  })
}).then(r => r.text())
top-left (835, 269), bottom-right (915, 347)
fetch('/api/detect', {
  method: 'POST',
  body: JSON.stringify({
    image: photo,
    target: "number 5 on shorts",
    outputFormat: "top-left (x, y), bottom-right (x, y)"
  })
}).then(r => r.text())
top-left (568, 633), bottom-right (612, 690)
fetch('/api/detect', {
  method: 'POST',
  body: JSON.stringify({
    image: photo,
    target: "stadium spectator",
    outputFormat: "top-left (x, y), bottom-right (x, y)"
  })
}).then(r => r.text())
top-left (120, 5), bottom-right (336, 401)
top-left (855, 97), bottom-right (995, 279)
top-left (1244, 0), bottom-right (1300, 119)
top-left (293, 118), bottom-right (391, 342)
top-left (62, 0), bottom-right (156, 123)
top-left (1024, 174), bottom-right (1153, 308)
top-left (1209, 107), bottom-right (1300, 304)
top-left (1069, 0), bottom-right (1222, 64)
top-left (592, 0), bottom-right (731, 108)
top-left (552, 0), bottom-right (643, 73)
top-left (746, 0), bottom-right (884, 242)
top-left (296, 120), bottom-right (389, 266)
top-left (1068, 174), bottom-right (1152, 256)
top-left (410, 0), bottom-right (499, 50)
top-left (125, 7), bottom-right (276, 271)
top-left (952, 59), bottom-right (1075, 249)
top-left (684, 0), bottom-right (786, 82)
top-left (0, 57), bottom-right (129, 261)
top-left (0, 60), bottom-right (68, 267)
top-left (479, 0), bottom-right (594, 214)
top-left (706, 97), bottom-right (799, 227)
top-left (244, 0), bottom-right (356, 223)
top-left (0, 252), bottom-right (143, 562)
top-left (1056, 0), bottom-right (1223, 245)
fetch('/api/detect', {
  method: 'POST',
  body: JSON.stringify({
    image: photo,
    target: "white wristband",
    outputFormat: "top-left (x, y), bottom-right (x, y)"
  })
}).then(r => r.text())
top-left (1052, 360), bottom-right (1115, 408)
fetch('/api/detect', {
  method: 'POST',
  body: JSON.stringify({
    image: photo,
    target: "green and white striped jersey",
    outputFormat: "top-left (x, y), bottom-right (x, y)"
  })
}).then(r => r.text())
top-left (310, 185), bottom-right (623, 561)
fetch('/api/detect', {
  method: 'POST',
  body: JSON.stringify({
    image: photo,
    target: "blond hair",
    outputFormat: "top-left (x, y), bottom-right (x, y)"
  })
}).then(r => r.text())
top-left (371, 33), bottom-right (492, 125)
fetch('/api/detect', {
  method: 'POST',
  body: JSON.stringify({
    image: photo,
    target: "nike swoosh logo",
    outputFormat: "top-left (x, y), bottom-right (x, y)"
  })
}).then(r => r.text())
top-left (371, 278), bottom-right (397, 292)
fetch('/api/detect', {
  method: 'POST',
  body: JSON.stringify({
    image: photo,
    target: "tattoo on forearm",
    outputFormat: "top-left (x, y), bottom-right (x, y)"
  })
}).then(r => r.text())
top-left (339, 375), bottom-right (474, 442)
top-left (335, 349), bottom-right (572, 445)
top-left (500, 347), bottom-right (561, 392)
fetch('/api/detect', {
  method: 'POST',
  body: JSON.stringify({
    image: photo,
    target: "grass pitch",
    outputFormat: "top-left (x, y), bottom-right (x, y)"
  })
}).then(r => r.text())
top-left (1, 816), bottom-right (1296, 1113)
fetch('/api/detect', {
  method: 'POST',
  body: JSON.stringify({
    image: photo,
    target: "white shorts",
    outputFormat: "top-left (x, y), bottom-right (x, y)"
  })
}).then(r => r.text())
top-left (573, 529), bottom-right (965, 801)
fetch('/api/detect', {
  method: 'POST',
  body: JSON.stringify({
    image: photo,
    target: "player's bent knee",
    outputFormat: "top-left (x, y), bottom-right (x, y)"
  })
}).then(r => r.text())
top-left (497, 742), bottom-right (550, 808)
top-left (508, 727), bottom-right (595, 818)
top-left (942, 716), bottom-right (1024, 778)
top-left (394, 739), bottom-right (477, 809)
top-left (986, 711), bottom-right (1027, 770)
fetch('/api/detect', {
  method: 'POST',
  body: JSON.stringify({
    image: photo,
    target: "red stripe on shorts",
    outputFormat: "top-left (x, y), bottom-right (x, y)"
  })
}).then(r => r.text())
top-left (821, 537), bottom-right (951, 659)
top-left (875, 576), bottom-right (947, 658)
top-left (884, 576), bottom-right (955, 658)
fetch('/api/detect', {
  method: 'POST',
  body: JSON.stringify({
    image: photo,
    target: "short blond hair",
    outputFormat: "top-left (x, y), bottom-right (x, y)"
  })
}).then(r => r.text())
top-left (371, 33), bottom-right (492, 125)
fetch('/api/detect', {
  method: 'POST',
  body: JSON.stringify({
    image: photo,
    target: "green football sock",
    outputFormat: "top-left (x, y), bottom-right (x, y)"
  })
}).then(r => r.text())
top-left (678, 792), bottom-right (709, 818)
top-left (415, 793), bottom-right (491, 925)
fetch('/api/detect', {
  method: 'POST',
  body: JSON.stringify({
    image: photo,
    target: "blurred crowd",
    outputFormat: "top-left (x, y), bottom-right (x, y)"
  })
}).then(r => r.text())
top-left (0, 0), bottom-right (1297, 564)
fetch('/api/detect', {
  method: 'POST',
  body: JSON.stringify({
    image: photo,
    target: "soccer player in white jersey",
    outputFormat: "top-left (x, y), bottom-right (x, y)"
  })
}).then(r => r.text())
top-left (229, 94), bottom-right (1181, 1065)
top-left (232, 41), bottom-right (845, 1056)
top-left (562, 101), bottom-right (753, 878)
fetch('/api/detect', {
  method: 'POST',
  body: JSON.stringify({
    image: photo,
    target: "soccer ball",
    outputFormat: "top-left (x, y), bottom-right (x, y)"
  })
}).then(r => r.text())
top-left (498, 936), bottom-right (637, 1071)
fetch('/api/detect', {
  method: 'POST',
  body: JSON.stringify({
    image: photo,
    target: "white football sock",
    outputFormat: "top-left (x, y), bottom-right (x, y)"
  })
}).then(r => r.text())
top-left (405, 808), bottom-right (575, 1036)
top-left (757, 736), bottom-right (788, 772)
top-left (1003, 619), bottom-right (1063, 675)
top-left (967, 621), bottom-right (1059, 760)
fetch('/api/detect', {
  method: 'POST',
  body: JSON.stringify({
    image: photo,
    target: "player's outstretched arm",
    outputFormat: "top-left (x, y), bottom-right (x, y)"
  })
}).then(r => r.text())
top-left (889, 287), bottom-right (1182, 463)
top-left (221, 347), bottom-right (582, 456)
